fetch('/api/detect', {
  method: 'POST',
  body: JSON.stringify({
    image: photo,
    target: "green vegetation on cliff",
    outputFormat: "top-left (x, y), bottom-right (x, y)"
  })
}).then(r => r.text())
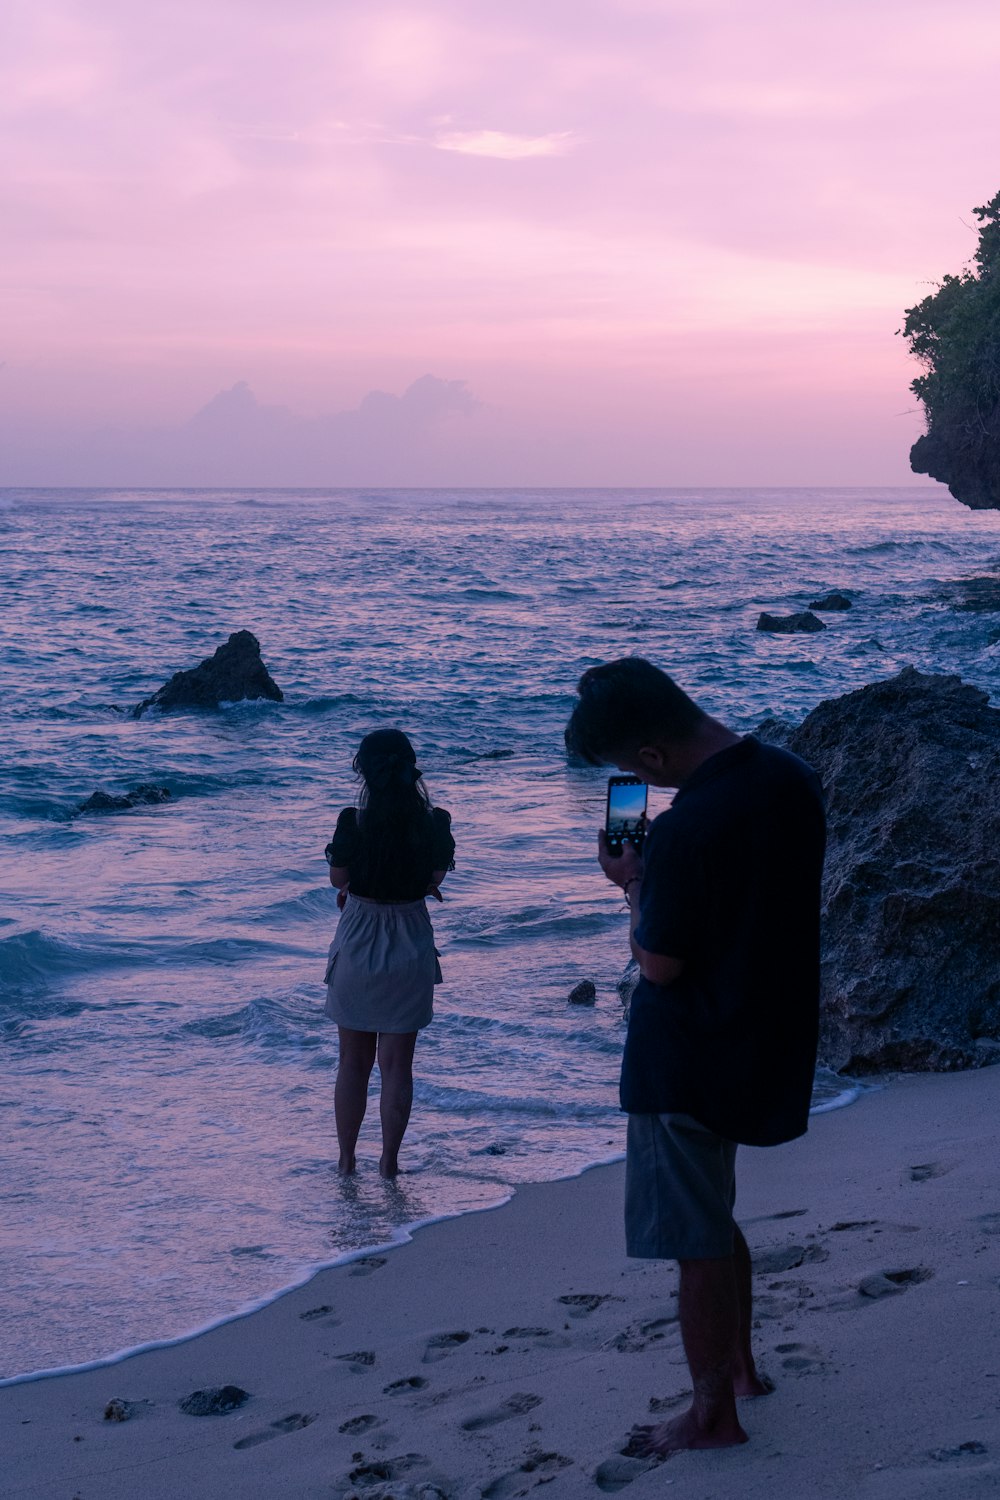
top-left (901, 192), bottom-right (1000, 509)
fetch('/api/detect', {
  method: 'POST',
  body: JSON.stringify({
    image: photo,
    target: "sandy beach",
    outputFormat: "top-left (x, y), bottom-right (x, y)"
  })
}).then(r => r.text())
top-left (4, 1065), bottom-right (1000, 1499)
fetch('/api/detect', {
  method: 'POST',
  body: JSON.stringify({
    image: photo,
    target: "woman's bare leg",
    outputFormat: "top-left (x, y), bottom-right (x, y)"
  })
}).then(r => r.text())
top-left (335, 1027), bottom-right (377, 1173)
top-left (376, 1031), bottom-right (418, 1178)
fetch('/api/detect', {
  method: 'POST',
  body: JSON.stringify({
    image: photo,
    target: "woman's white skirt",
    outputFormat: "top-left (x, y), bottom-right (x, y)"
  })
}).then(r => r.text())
top-left (323, 894), bottom-right (441, 1033)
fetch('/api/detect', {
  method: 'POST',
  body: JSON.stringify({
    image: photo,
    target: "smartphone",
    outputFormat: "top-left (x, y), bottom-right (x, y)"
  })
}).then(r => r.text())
top-left (605, 775), bottom-right (648, 854)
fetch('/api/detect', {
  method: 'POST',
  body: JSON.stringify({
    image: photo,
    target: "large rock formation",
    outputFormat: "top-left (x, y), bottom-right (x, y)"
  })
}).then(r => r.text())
top-left (910, 428), bottom-right (1000, 512)
top-left (779, 668), bottom-right (1000, 1072)
top-left (132, 631), bottom-right (283, 718)
top-left (616, 669), bottom-right (1000, 1075)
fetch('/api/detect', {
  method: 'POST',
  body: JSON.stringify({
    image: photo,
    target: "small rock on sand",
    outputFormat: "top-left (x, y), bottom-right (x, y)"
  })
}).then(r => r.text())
top-left (178, 1385), bottom-right (250, 1416)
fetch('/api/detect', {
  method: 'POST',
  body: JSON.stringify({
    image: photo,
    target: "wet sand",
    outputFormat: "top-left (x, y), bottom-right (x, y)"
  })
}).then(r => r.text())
top-left (4, 1065), bottom-right (1000, 1499)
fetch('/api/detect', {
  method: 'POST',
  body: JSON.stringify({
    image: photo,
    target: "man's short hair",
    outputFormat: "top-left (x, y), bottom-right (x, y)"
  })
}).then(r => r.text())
top-left (565, 657), bottom-right (705, 765)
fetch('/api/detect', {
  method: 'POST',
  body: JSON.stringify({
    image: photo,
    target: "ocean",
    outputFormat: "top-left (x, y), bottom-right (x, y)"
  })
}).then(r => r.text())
top-left (2, 485), bottom-right (999, 1382)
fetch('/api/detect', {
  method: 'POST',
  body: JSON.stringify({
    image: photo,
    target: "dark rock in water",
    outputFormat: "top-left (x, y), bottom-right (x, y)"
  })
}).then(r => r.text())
top-left (179, 1385), bottom-right (250, 1416)
top-left (78, 785), bottom-right (171, 815)
top-left (776, 667), bottom-right (1000, 1073)
top-left (132, 631), bottom-right (282, 718)
top-left (757, 611), bottom-right (827, 634)
top-left (809, 591), bottom-right (852, 612)
top-left (941, 575), bottom-right (1000, 613)
top-left (567, 979), bottom-right (597, 1005)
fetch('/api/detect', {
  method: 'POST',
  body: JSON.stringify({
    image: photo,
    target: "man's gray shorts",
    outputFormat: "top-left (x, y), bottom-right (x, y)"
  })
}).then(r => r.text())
top-left (625, 1112), bottom-right (738, 1260)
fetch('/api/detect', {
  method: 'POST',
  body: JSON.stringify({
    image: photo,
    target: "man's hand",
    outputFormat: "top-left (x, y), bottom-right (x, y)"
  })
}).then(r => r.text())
top-left (598, 828), bottom-right (644, 891)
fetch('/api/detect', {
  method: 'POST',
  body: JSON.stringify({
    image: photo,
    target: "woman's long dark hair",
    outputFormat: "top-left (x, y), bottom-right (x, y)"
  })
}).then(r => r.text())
top-left (352, 729), bottom-right (434, 890)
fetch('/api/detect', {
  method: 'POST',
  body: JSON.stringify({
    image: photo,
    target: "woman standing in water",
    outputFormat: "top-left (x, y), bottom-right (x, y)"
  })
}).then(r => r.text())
top-left (324, 729), bottom-right (455, 1177)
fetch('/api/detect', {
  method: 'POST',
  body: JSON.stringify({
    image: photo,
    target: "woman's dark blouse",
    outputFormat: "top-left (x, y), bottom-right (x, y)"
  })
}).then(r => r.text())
top-left (328, 806), bottom-right (455, 902)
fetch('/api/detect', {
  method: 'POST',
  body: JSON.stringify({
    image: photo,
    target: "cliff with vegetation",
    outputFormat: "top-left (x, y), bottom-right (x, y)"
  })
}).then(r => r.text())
top-left (903, 191), bottom-right (1000, 509)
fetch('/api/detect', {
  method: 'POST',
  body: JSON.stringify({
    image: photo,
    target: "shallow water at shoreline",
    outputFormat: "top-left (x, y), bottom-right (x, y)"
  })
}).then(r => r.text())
top-left (2, 484), bottom-right (998, 1377)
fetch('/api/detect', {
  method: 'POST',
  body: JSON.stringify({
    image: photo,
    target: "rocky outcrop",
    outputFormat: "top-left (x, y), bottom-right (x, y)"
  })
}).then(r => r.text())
top-left (618, 959), bottom-right (639, 1020)
top-left (616, 670), bottom-right (1000, 1075)
top-left (809, 591), bottom-right (852, 611)
top-left (757, 611), bottom-right (826, 634)
top-left (780, 668), bottom-right (1000, 1072)
top-left (132, 631), bottom-right (283, 717)
top-left (77, 785), bottom-right (171, 814)
top-left (911, 429), bottom-right (1000, 512)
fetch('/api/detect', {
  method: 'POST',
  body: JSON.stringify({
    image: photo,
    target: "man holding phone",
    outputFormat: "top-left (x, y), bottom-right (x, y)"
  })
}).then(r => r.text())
top-left (565, 657), bottom-right (825, 1459)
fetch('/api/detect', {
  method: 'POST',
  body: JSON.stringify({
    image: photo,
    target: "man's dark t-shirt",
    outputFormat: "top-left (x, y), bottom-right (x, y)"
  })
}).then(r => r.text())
top-left (622, 736), bottom-right (825, 1147)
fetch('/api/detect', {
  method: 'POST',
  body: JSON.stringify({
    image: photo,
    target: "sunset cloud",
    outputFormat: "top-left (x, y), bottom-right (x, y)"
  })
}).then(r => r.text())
top-left (433, 129), bottom-right (578, 160)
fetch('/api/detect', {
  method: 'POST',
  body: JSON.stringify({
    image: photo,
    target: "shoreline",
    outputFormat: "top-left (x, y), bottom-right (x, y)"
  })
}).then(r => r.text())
top-left (5, 1065), bottom-right (999, 1498)
top-left (3, 1079), bottom-right (864, 1390)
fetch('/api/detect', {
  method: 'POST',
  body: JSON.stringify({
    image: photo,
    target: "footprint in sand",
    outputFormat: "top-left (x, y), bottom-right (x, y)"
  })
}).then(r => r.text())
top-left (754, 1242), bottom-right (830, 1275)
top-left (460, 1393), bottom-right (542, 1431)
top-left (929, 1441), bottom-right (988, 1462)
top-left (335, 1350), bottom-right (377, 1372)
top-left (975, 1212), bottom-right (1000, 1235)
top-left (382, 1376), bottom-right (429, 1395)
top-left (909, 1162), bottom-right (949, 1182)
top-left (299, 1304), bottom-right (336, 1322)
top-left (338, 1413), bottom-right (381, 1435)
top-left (332, 1451), bottom-right (451, 1500)
top-left (422, 1331), bottom-right (473, 1362)
top-left (605, 1317), bottom-right (676, 1353)
top-left (594, 1454), bottom-right (659, 1492)
top-left (481, 1448), bottom-right (574, 1498)
top-left (858, 1266), bottom-right (934, 1299)
top-left (349, 1256), bottom-right (388, 1277)
top-left (233, 1412), bottom-right (317, 1450)
top-left (748, 1208), bottom-right (808, 1222)
top-left (502, 1327), bottom-right (553, 1339)
top-left (774, 1341), bottom-right (825, 1373)
top-left (557, 1294), bottom-right (624, 1317)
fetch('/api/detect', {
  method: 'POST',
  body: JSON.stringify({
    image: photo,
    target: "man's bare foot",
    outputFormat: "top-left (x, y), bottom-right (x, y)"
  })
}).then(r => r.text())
top-left (338, 1155), bottom-right (356, 1175)
top-left (625, 1406), bottom-right (748, 1458)
top-left (733, 1365), bottom-right (775, 1398)
top-left (379, 1155), bottom-right (399, 1179)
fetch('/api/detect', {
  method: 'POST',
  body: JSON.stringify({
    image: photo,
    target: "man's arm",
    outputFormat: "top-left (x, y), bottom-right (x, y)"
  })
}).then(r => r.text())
top-left (625, 884), bottom-right (684, 986)
top-left (598, 830), bottom-right (685, 988)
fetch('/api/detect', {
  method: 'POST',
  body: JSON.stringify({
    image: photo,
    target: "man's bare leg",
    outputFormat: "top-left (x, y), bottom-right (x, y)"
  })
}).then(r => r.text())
top-left (629, 1255), bottom-right (748, 1457)
top-left (732, 1225), bottom-right (773, 1396)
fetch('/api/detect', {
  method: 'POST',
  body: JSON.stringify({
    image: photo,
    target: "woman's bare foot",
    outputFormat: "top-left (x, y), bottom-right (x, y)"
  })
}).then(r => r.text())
top-left (379, 1154), bottom-right (399, 1178)
top-left (626, 1405), bottom-right (748, 1458)
top-left (338, 1155), bottom-right (357, 1175)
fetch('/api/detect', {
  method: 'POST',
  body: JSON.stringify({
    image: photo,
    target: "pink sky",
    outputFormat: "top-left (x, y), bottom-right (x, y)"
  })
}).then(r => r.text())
top-left (3, 0), bottom-right (1000, 486)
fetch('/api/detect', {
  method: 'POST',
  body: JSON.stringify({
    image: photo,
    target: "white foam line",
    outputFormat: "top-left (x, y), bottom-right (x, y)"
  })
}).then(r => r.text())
top-left (0, 1097), bottom-right (859, 1388)
top-left (0, 1144), bottom-right (638, 1389)
top-left (809, 1080), bottom-right (878, 1115)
